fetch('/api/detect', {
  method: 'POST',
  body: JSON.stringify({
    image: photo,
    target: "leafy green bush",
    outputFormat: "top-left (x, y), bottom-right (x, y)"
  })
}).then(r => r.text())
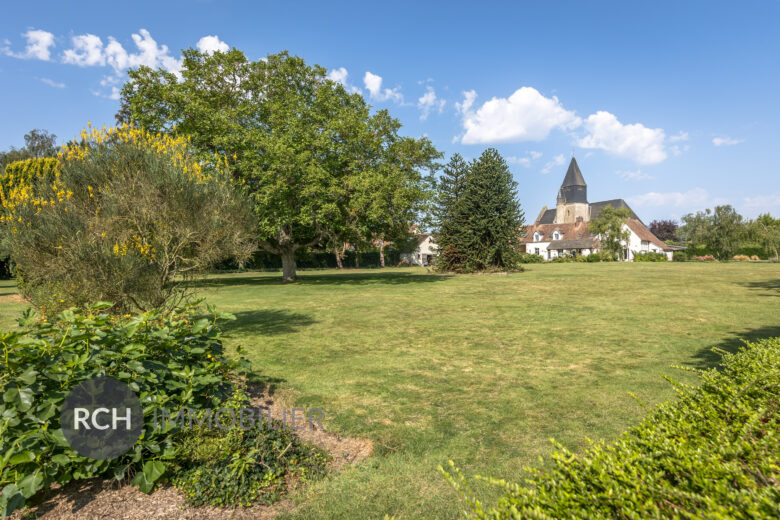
top-left (633, 251), bottom-right (668, 262)
top-left (551, 255), bottom-right (575, 263)
top-left (1, 125), bottom-right (255, 315)
top-left (442, 337), bottom-right (780, 519)
top-left (672, 251), bottom-right (686, 262)
top-left (518, 253), bottom-right (544, 264)
top-left (172, 399), bottom-right (329, 508)
top-left (734, 245), bottom-right (767, 260)
top-left (0, 303), bottom-right (248, 516)
top-left (585, 251), bottom-right (616, 262)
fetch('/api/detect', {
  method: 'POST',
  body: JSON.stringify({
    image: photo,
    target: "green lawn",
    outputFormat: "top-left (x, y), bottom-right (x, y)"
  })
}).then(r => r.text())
top-left (1, 263), bottom-right (778, 519)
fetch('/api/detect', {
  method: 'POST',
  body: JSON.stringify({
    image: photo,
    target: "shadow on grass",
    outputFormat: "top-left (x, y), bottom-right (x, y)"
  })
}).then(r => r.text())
top-left (689, 325), bottom-right (780, 370)
top-left (225, 309), bottom-right (318, 337)
top-left (193, 270), bottom-right (450, 288)
top-left (738, 278), bottom-right (780, 296)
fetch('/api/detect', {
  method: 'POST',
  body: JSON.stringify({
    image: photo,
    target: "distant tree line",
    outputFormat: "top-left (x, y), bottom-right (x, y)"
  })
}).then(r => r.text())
top-left (650, 207), bottom-right (779, 260)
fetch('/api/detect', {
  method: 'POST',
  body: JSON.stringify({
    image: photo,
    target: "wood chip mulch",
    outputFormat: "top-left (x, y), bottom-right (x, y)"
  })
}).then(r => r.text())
top-left (11, 390), bottom-right (373, 519)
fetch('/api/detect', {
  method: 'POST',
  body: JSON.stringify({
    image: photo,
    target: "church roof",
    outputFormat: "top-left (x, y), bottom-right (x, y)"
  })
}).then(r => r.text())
top-left (532, 199), bottom-right (641, 225)
top-left (589, 199), bottom-right (640, 222)
top-left (561, 157), bottom-right (586, 187)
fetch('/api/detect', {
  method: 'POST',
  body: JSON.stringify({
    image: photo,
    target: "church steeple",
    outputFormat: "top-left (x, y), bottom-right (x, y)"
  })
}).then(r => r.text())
top-left (561, 157), bottom-right (586, 188)
top-left (558, 157), bottom-right (587, 204)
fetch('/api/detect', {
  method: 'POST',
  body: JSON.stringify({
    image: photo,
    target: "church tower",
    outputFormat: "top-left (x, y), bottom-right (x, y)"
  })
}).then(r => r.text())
top-left (554, 157), bottom-right (590, 224)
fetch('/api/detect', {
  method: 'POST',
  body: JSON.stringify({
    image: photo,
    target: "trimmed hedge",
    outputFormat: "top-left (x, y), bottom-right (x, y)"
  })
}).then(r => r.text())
top-left (633, 251), bottom-right (668, 262)
top-left (443, 336), bottom-right (780, 519)
top-left (215, 248), bottom-right (403, 271)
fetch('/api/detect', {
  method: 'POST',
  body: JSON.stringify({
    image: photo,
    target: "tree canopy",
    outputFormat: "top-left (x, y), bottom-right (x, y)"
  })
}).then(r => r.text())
top-left (0, 129), bottom-right (58, 170)
top-left (589, 206), bottom-right (632, 260)
top-left (648, 219), bottom-right (678, 242)
top-left (434, 149), bottom-right (525, 272)
top-left (119, 49), bottom-right (439, 280)
top-left (680, 205), bottom-right (746, 259)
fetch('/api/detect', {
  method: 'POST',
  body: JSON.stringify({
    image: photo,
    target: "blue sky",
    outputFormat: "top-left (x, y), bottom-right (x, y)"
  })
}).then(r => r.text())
top-left (2, 0), bottom-right (779, 222)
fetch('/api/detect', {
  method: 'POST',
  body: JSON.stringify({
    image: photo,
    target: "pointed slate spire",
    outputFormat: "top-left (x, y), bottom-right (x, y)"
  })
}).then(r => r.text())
top-left (561, 157), bottom-right (586, 187)
top-left (557, 157), bottom-right (588, 204)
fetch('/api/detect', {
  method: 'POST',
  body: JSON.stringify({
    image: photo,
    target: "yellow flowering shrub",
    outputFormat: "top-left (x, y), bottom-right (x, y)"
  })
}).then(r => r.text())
top-left (1, 124), bottom-right (255, 314)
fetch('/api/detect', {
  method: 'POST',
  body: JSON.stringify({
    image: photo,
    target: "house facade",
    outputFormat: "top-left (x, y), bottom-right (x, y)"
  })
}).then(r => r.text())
top-left (521, 157), bottom-right (673, 260)
top-left (400, 233), bottom-right (438, 266)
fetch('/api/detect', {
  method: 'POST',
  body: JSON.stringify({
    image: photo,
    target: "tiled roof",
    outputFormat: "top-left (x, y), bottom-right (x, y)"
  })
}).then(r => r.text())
top-left (625, 219), bottom-right (672, 250)
top-left (589, 199), bottom-right (640, 222)
top-left (521, 220), bottom-right (591, 243)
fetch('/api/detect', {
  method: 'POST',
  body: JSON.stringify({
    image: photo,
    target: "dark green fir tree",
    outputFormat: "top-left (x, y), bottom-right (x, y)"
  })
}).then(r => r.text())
top-left (434, 153), bottom-right (469, 270)
top-left (459, 148), bottom-right (525, 271)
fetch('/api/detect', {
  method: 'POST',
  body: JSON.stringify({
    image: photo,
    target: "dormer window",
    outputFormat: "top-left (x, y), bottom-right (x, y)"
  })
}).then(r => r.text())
top-left (552, 230), bottom-right (561, 240)
top-left (533, 232), bottom-right (541, 242)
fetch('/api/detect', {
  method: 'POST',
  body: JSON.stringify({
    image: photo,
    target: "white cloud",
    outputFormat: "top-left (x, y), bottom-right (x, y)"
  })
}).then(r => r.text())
top-left (363, 71), bottom-right (403, 103)
top-left (669, 131), bottom-right (689, 142)
top-left (507, 151), bottom-right (543, 168)
top-left (457, 87), bottom-right (581, 145)
top-left (63, 34), bottom-right (105, 66)
top-left (196, 35), bottom-right (229, 55)
top-left (62, 29), bottom-right (182, 76)
top-left (455, 89), bottom-right (477, 115)
top-left (3, 29), bottom-right (56, 60)
top-left (40, 77), bottom-right (65, 88)
top-left (417, 86), bottom-right (445, 120)
top-left (627, 188), bottom-right (727, 209)
top-left (742, 193), bottom-right (780, 216)
top-left (616, 169), bottom-right (652, 181)
top-left (577, 111), bottom-right (667, 165)
top-left (712, 136), bottom-right (744, 147)
top-left (507, 156), bottom-right (531, 167)
top-left (541, 154), bottom-right (566, 174)
top-left (327, 67), bottom-right (348, 84)
top-left (327, 67), bottom-right (361, 93)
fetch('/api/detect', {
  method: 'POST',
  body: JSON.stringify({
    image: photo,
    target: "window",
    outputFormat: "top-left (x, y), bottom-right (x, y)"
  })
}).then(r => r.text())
top-left (533, 232), bottom-right (541, 242)
top-left (553, 231), bottom-right (561, 240)
top-left (534, 247), bottom-right (539, 255)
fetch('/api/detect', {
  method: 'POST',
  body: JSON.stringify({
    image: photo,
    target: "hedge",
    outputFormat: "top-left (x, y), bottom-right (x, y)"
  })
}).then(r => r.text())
top-left (214, 248), bottom-right (404, 271)
top-left (443, 336), bottom-right (780, 519)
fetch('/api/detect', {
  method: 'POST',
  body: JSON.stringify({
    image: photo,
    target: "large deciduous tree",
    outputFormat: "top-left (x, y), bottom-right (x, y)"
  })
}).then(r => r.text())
top-left (749, 213), bottom-right (779, 261)
top-left (680, 205), bottom-right (746, 260)
top-left (649, 219), bottom-right (678, 242)
top-left (119, 49), bottom-right (438, 281)
top-left (589, 205), bottom-right (632, 260)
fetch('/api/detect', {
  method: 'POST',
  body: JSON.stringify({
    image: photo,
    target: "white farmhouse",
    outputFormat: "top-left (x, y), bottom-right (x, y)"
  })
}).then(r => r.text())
top-left (400, 233), bottom-right (438, 266)
top-left (521, 157), bottom-right (673, 260)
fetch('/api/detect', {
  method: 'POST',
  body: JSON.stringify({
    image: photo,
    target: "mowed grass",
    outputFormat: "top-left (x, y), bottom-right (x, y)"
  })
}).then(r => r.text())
top-left (1, 263), bottom-right (778, 519)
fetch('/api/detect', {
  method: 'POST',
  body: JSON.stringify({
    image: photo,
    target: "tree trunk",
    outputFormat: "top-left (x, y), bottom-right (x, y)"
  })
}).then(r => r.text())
top-left (334, 248), bottom-right (343, 269)
top-left (281, 248), bottom-right (297, 282)
top-left (379, 242), bottom-right (385, 268)
top-left (355, 252), bottom-right (359, 268)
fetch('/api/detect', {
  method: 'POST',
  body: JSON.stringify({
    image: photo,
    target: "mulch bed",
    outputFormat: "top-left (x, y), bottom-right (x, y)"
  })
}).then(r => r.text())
top-left (11, 390), bottom-right (373, 519)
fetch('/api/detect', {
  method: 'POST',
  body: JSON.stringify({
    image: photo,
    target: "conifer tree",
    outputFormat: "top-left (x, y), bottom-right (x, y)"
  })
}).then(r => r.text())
top-left (458, 148), bottom-right (525, 271)
top-left (434, 153), bottom-right (469, 270)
